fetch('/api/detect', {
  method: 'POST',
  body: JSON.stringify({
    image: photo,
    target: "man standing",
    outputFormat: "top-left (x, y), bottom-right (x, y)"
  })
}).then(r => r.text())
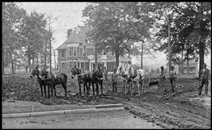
top-left (169, 66), bottom-right (177, 93)
top-left (198, 63), bottom-right (210, 96)
top-left (111, 68), bottom-right (118, 92)
top-left (159, 66), bottom-right (166, 95)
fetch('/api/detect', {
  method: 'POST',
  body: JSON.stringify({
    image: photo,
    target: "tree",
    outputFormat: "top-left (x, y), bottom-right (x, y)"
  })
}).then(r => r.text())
top-left (82, 2), bottom-right (154, 68)
top-left (19, 11), bottom-right (48, 72)
top-left (2, 2), bottom-right (27, 74)
top-left (152, 2), bottom-right (211, 77)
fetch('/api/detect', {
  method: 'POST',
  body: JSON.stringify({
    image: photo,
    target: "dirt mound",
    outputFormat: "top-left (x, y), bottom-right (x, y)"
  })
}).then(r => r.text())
top-left (2, 75), bottom-right (120, 106)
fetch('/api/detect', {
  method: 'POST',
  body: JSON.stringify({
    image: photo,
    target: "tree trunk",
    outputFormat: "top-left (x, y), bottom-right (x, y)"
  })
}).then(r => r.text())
top-left (140, 42), bottom-right (143, 69)
top-left (115, 50), bottom-right (119, 68)
top-left (36, 55), bottom-right (39, 66)
top-left (32, 55), bottom-right (35, 69)
top-left (10, 51), bottom-right (15, 74)
top-left (44, 41), bottom-right (47, 68)
top-left (198, 42), bottom-right (204, 79)
top-left (187, 59), bottom-right (189, 74)
top-left (28, 54), bottom-right (31, 72)
top-left (95, 44), bottom-right (98, 69)
top-left (180, 49), bottom-right (184, 75)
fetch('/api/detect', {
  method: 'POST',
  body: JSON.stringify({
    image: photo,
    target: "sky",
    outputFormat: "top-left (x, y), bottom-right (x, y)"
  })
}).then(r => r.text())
top-left (17, 2), bottom-right (210, 70)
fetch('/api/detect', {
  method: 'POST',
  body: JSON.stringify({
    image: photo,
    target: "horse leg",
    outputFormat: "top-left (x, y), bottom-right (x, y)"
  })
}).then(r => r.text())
top-left (96, 82), bottom-right (99, 97)
top-left (40, 84), bottom-right (43, 97)
top-left (47, 84), bottom-right (51, 98)
top-left (130, 81), bottom-right (135, 95)
top-left (78, 81), bottom-right (82, 98)
top-left (83, 82), bottom-right (87, 97)
top-left (50, 84), bottom-right (54, 97)
top-left (87, 81), bottom-right (90, 96)
top-left (53, 84), bottom-right (56, 97)
top-left (99, 80), bottom-right (102, 96)
top-left (92, 82), bottom-right (95, 97)
top-left (43, 85), bottom-right (47, 98)
top-left (136, 81), bottom-right (140, 96)
top-left (61, 83), bottom-right (67, 97)
top-left (112, 82), bottom-right (114, 92)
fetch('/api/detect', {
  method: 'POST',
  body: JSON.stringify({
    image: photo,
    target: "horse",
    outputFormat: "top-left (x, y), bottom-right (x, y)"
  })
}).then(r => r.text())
top-left (40, 68), bottom-right (68, 98)
top-left (116, 62), bottom-right (133, 95)
top-left (116, 63), bottom-right (149, 96)
top-left (70, 67), bottom-right (92, 98)
top-left (30, 67), bottom-right (48, 98)
top-left (91, 67), bottom-right (104, 97)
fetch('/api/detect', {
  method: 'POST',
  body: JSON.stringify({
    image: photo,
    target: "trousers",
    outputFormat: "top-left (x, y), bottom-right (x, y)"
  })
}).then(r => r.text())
top-left (198, 78), bottom-right (209, 95)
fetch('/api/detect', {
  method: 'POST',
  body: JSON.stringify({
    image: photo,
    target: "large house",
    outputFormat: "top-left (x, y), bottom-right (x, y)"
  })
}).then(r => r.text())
top-left (56, 28), bottom-right (131, 72)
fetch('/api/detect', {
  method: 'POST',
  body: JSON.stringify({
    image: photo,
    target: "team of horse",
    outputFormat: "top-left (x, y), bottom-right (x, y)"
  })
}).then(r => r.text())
top-left (30, 63), bottom-right (159, 99)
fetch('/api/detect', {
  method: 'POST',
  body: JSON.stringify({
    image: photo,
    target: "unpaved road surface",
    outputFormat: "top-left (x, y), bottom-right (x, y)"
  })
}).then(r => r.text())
top-left (2, 75), bottom-right (211, 129)
top-left (2, 109), bottom-right (162, 129)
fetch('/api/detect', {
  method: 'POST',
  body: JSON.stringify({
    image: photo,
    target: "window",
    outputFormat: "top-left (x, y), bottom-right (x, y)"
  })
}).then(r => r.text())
top-left (73, 47), bottom-right (77, 57)
top-left (80, 48), bottom-right (83, 57)
top-left (62, 63), bottom-right (65, 70)
top-left (61, 50), bottom-right (65, 57)
top-left (69, 47), bottom-right (72, 57)
top-left (83, 47), bottom-right (87, 56)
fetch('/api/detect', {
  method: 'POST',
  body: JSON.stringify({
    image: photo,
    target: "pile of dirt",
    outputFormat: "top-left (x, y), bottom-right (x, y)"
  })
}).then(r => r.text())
top-left (2, 75), bottom-right (120, 106)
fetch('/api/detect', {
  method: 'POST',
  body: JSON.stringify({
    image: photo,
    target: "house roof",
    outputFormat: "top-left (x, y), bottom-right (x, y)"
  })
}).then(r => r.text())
top-left (56, 29), bottom-right (88, 50)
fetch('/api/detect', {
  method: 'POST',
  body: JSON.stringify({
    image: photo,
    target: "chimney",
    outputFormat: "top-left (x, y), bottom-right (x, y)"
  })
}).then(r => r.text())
top-left (67, 29), bottom-right (72, 37)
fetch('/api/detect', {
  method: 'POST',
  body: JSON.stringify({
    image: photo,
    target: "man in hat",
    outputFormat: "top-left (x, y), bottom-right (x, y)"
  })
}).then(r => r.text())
top-left (198, 63), bottom-right (210, 96)
top-left (159, 66), bottom-right (167, 95)
top-left (111, 68), bottom-right (118, 92)
top-left (169, 66), bottom-right (177, 93)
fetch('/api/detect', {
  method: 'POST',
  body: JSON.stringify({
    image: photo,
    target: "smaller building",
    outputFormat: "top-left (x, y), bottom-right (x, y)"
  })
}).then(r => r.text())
top-left (166, 59), bottom-right (198, 75)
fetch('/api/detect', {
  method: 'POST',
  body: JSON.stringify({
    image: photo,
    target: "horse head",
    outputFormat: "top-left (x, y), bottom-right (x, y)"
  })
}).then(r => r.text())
top-left (71, 67), bottom-right (81, 79)
top-left (125, 65), bottom-right (137, 79)
top-left (116, 63), bottom-right (125, 76)
top-left (30, 67), bottom-right (40, 78)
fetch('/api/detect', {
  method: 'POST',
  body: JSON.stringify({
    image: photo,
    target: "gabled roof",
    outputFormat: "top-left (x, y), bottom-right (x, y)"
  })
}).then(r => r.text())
top-left (56, 30), bottom-right (88, 50)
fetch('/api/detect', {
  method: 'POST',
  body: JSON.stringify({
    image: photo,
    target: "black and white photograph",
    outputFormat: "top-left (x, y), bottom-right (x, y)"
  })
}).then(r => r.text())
top-left (2, 2), bottom-right (211, 129)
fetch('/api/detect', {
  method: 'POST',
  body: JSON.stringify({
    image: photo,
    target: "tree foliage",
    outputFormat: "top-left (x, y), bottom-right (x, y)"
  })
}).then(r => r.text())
top-left (82, 2), bottom-right (155, 67)
top-left (153, 2), bottom-right (211, 73)
top-left (2, 2), bottom-right (53, 74)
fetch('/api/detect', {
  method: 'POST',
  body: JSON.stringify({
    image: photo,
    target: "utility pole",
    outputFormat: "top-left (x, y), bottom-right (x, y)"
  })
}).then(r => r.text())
top-left (54, 50), bottom-right (56, 70)
top-left (141, 41), bottom-right (144, 69)
top-left (167, 15), bottom-right (171, 74)
top-left (84, 45), bottom-right (86, 72)
top-left (95, 43), bottom-right (98, 69)
top-left (44, 36), bottom-right (47, 69)
top-left (48, 17), bottom-right (52, 72)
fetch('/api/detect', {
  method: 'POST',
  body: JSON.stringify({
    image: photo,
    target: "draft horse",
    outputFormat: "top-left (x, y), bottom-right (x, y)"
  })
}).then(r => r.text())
top-left (70, 67), bottom-right (92, 98)
top-left (40, 69), bottom-right (68, 98)
top-left (116, 63), bottom-right (146, 96)
top-left (30, 66), bottom-right (48, 98)
top-left (91, 67), bottom-right (104, 97)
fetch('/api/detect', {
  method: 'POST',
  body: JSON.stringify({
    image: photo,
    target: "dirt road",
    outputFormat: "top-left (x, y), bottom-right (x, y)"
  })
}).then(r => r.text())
top-left (2, 75), bottom-right (211, 129)
top-left (2, 109), bottom-right (162, 129)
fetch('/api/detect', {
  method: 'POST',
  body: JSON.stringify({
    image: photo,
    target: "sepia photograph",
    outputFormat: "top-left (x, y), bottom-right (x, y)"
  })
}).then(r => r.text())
top-left (2, 2), bottom-right (211, 129)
